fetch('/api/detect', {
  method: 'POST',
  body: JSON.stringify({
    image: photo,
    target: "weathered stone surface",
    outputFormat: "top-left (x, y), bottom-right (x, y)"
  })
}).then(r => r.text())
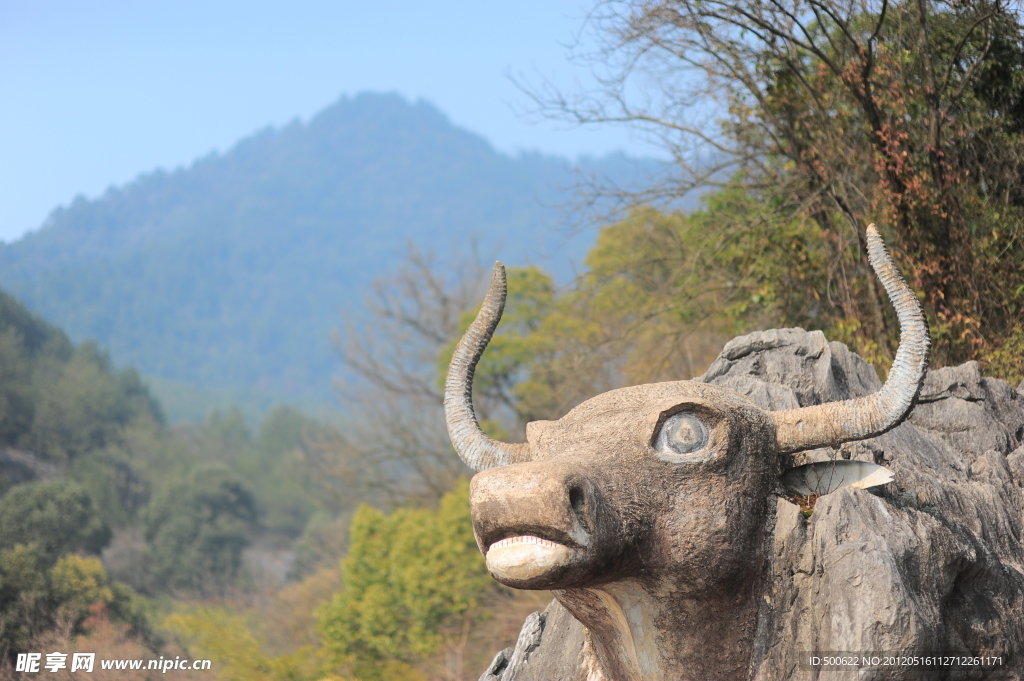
top-left (486, 329), bottom-right (1024, 680)
top-left (480, 604), bottom-right (591, 681)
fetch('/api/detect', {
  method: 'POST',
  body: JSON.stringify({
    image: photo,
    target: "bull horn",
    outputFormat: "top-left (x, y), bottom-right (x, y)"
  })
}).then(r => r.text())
top-left (772, 224), bottom-right (930, 454)
top-left (444, 263), bottom-right (531, 471)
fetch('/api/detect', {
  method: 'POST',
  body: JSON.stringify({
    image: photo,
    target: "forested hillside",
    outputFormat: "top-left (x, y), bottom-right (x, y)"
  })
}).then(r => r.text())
top-left (0, 92), bottom-right (656, 421)
top-left (0, 279), bottom-right (538, 679)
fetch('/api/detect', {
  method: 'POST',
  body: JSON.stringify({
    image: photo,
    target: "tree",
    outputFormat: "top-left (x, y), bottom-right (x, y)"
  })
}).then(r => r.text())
top-left (546, 195), bottom-right (825, 386)
top-left (336, 250), bottom-right (498, 503)
top-left (318, 480), bottom-right (499, 681)
top-left (427, 204), bottom-right (824, 428)
top-left (164, 607), bottom-right (277, 681)
top-left (0, 480), bottom-right (111, 561)
top-left (247, 406), bottom-right (345, 539)
top-left (531, 0), bottom-right (1024, 377)
top-left (437, 265), bottom-right (572, 429)
top-left (29, 342), bottom-right (161, 462)
top-left (142, 465), bottom-right (257, 596)
top-left (0, 544), bottom-right (49, 654)
top-left (0, 547), bottom-right (153, 656)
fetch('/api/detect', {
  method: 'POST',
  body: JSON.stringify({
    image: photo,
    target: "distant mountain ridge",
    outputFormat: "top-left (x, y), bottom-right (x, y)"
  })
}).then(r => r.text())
top-left (0, 92), bottom-right (658, 421)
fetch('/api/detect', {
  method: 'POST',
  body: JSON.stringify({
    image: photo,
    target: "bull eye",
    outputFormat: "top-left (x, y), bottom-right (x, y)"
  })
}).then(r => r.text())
top-left (654, 413), bottom-right (708, 461)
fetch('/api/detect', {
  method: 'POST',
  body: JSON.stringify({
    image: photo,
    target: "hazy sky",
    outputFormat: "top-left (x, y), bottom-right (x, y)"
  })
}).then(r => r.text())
top-left (0, 1), bottom-right (658, 243)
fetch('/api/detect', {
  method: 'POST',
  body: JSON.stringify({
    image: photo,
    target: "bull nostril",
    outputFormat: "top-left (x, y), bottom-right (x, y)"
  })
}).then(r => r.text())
top-left (569, 486), bottom-right (586, 517)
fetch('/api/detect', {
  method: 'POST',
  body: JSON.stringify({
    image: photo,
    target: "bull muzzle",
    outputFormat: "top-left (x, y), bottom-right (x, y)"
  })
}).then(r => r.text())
top-left (470, 461), bottom-right (637, 590)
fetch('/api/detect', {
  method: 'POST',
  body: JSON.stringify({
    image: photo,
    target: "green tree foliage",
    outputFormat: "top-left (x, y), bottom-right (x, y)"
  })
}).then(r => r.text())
top-left (0, 546), bottom-right (153, 656)
top-left (68, 447), bottom-right (150, 529)
top-left (176, 406), bottom-right (350, 544)
top-left (0, 288), bottom-right (72, 453)
top-left (438, 266), bottom-right (559, 433)
top-left (0, 290), bottom-right (166, 657)
top-left (0, 309), bottom-right (355, 649)
top-left (0, 284), bottom-right (165, 528)
top-left (166, 605), bottom-right (335, 681)
top-left (288, 513), bottom-right (352, 583)
top-left (0, 328), bottom-right (36, 446)
top-left (437, 201), bottom-right (826, 430)
top-left (0, 278), bottom-right (369, 661)
top-left (543, 0), bottom-right (1024, 378)
top-left (540, 199), bottom-right (824, 414)
top-left (50, 554), bottom-right (154, 645)
top-left (0, 544), bottom-right (49, 653)
top-left (0, 480), bottom-right (111, 561)
top-left (0, 289), bottom-right (163, 463)
top-left (240, 406), bottom-right (342, 538)
top-left (165, 607), bottom-right (277, 681)
top-left (142, 465), bottom-right (257, 596)
top-left (28, 342), bottom-right (160, 462)
top-left (318, 479), bottom-right (497, 680)
top-left (729, 0), bottom-right (1024, 370)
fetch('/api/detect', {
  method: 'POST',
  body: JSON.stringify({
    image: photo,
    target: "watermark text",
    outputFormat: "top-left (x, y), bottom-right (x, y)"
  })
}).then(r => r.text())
top-left (16, 652), bottom-right (211, 673)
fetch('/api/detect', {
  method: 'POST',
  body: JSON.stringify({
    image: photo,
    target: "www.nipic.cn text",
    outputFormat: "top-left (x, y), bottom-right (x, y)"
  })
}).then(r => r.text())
top-left (16, 652), bottom-right (212, 673)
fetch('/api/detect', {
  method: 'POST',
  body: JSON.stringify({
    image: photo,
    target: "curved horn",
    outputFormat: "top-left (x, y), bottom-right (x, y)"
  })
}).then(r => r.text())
top-left (444, 263), bottom-right (531, 471)
top-left (772, 224), bottom-right (930, 454)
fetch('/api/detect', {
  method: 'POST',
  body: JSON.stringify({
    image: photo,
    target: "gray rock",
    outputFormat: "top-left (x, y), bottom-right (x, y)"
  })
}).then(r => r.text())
top-left (481, 602), bottom-right (592, 681)
top-left (485, 329), bottom-right (1024, 680)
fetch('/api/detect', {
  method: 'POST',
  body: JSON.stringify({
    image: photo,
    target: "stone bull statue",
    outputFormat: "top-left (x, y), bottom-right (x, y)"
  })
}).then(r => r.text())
top-left (444, 226), bottom-right (1024, 680)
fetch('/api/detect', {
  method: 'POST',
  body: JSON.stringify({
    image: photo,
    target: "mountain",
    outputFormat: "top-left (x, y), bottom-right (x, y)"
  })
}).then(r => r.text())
top-left (0, 93), bottom-right (659, 421)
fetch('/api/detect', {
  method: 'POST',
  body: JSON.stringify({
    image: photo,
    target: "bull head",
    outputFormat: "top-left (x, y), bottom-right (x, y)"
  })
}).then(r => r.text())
top-left (444, 225), bottom-right (929, 681)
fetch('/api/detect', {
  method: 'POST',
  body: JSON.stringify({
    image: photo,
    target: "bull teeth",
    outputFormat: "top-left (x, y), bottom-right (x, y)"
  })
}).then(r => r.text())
top-left (489, 535), bottom-right (562, 552)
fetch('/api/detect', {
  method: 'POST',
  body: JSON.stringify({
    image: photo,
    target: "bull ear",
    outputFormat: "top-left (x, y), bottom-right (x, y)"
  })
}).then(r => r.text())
top-left (771, 225), bottom-right (930, 453)
top-left (444, 263), bottom-right (531, 471)
top-left (782, 460), bottom-right (895, 497)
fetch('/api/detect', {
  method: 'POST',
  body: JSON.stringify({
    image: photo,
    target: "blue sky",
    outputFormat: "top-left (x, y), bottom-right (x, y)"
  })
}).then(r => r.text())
top-left (0, 1), bottom-right (659, 242)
